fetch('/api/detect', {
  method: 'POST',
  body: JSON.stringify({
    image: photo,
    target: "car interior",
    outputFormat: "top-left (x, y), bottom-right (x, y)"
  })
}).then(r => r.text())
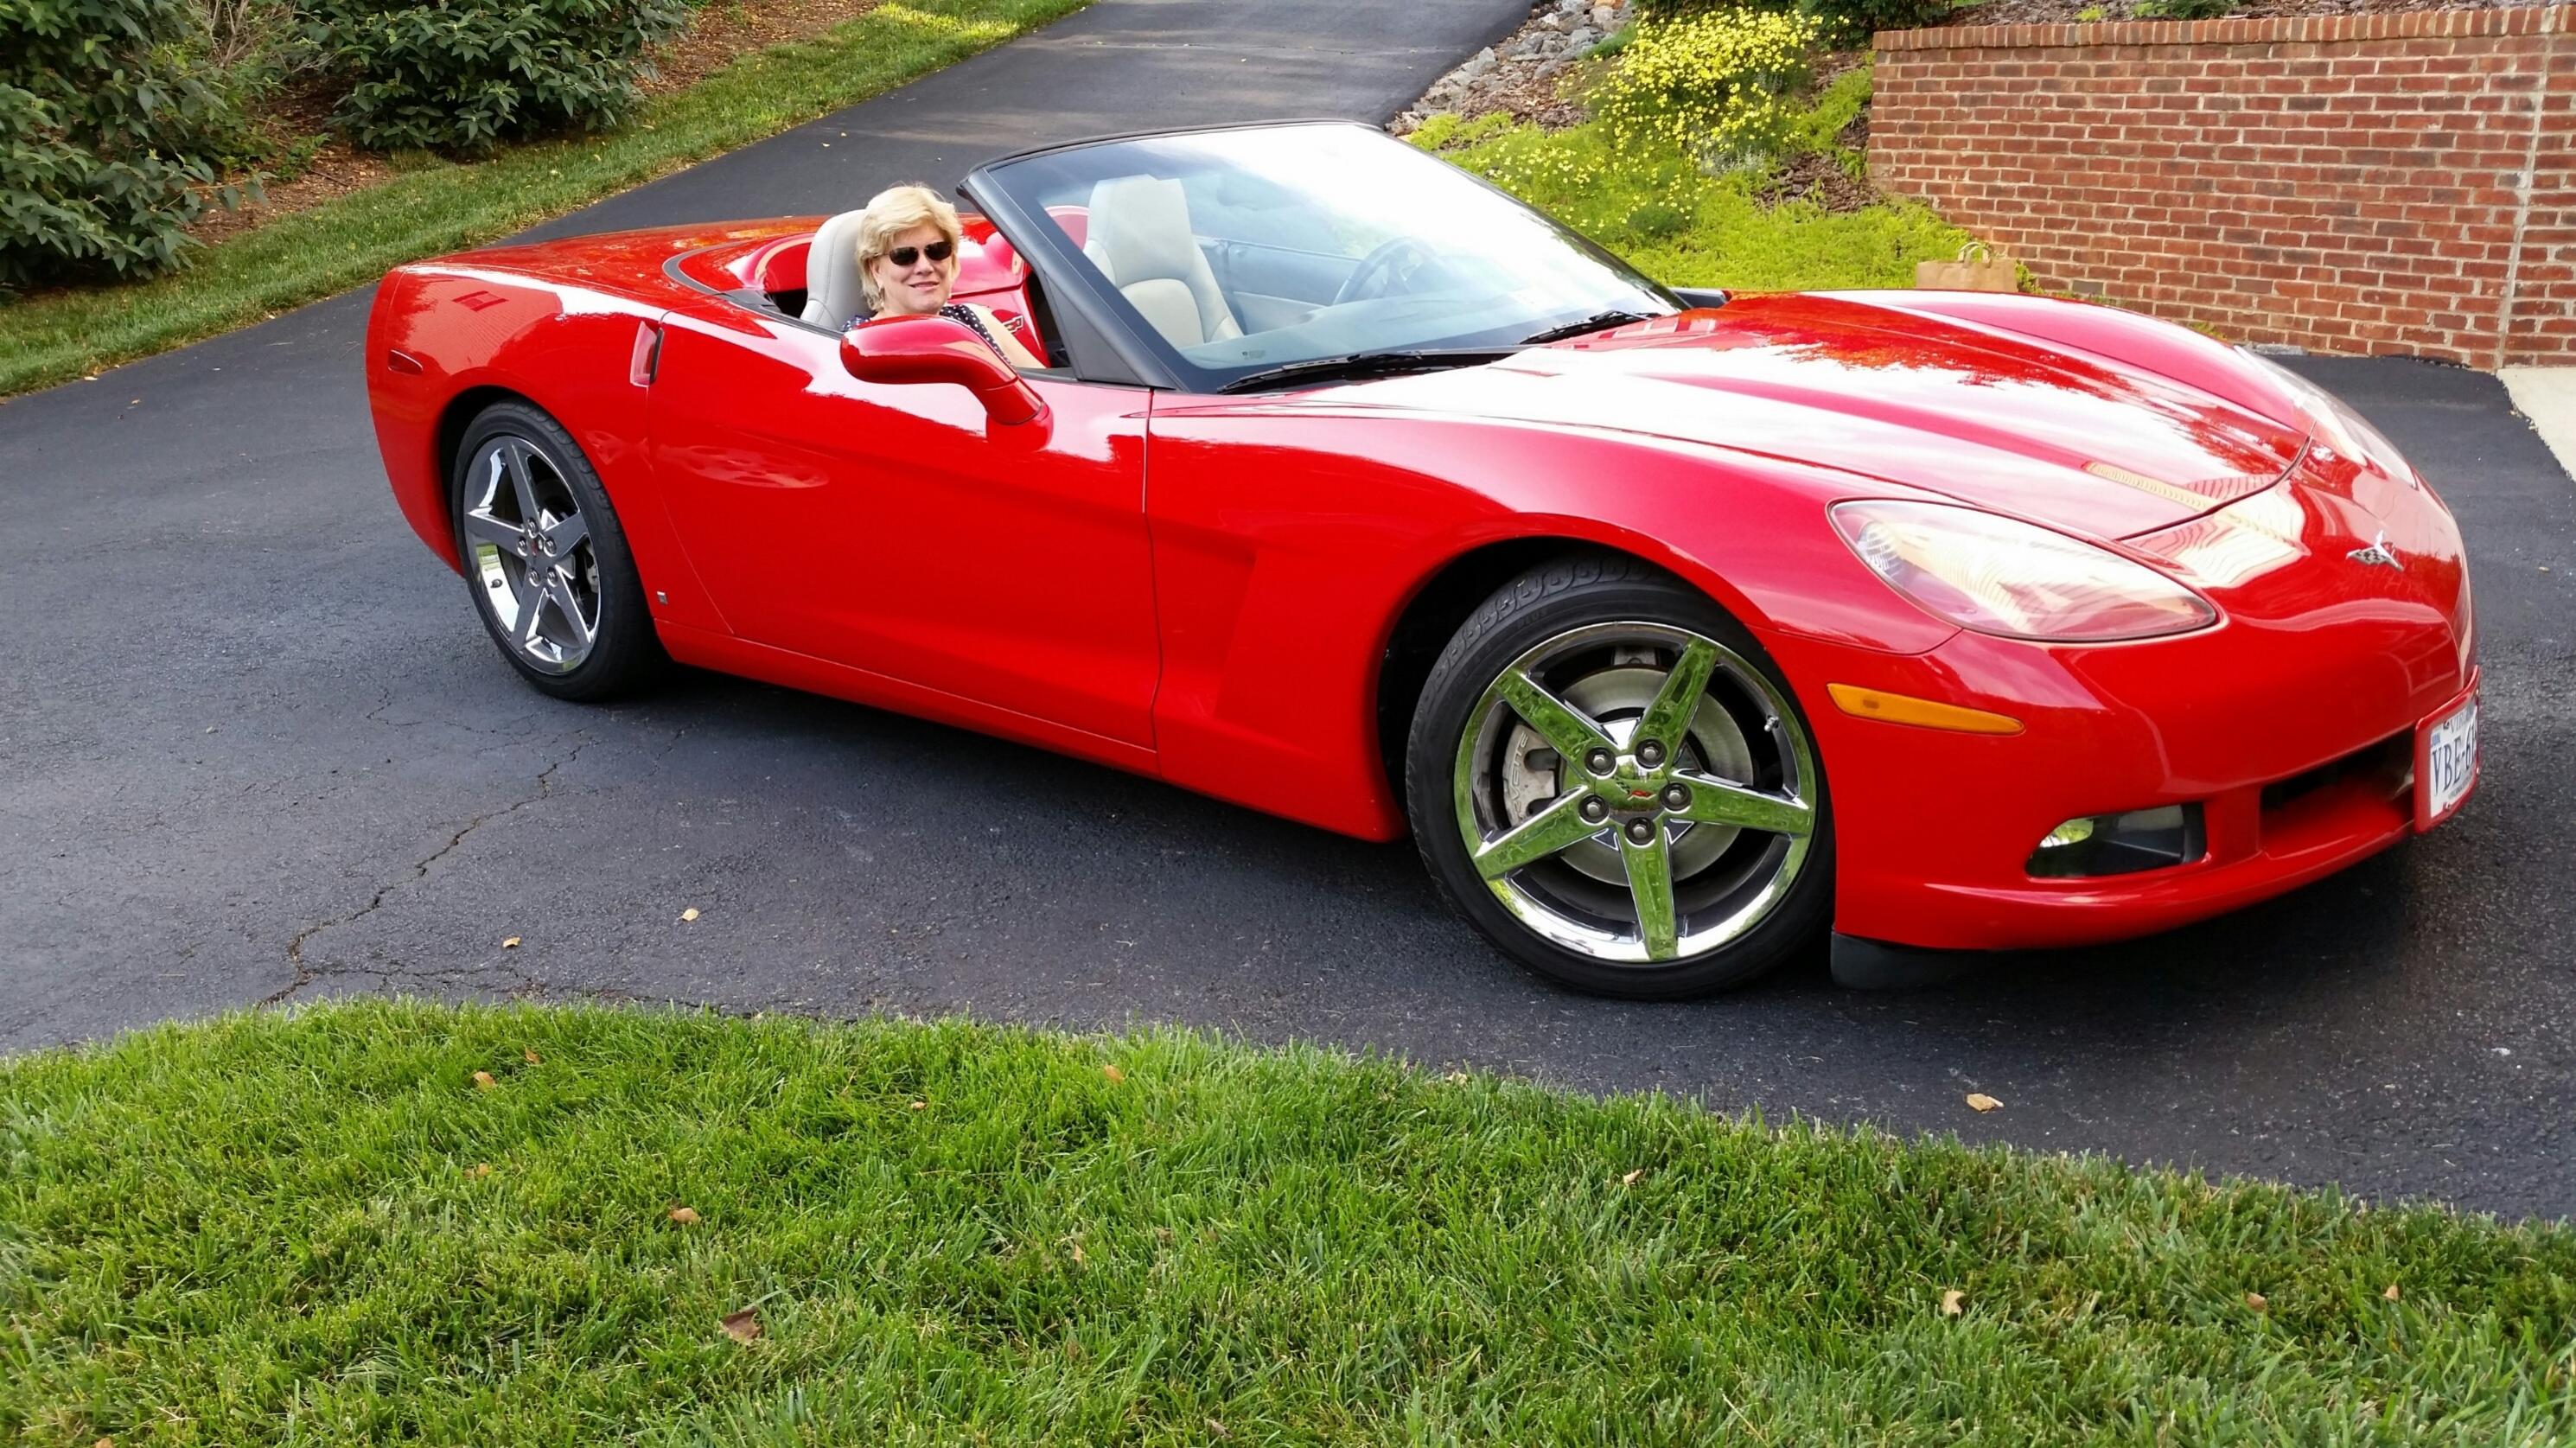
top-left (724, 162), bottom-right (1664, 385)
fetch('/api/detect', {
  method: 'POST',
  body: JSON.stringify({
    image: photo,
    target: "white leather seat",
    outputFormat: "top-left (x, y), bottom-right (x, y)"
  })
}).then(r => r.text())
top-left (800, 208), bottom-right (870, 331)
top-left (1081, 175), bottom-right (1241, 349)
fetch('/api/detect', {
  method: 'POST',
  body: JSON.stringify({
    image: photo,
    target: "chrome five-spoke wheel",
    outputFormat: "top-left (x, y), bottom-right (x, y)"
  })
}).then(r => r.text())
top-left (1456, 622), bottom-right (1818, 963)
top-left (450, 399), bottom-right (660, 701)
top-left (462, 435), bottom-right (601, 673)
top-left (1407, 556), bottom-right (1832, 997)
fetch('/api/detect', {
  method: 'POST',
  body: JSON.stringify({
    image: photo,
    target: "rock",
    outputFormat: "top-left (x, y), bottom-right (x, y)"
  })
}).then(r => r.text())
top-left (1559, 0), bottom-right (1586, 12)
top-left (1533, 57), bottom-right (1567, 80)
top-left (1538, 10), bottom-right (1565, 29)
top-left (1567, 25), bottom-right (1601, 48)
top-left (1590, 3), bottom-right (1616, 29)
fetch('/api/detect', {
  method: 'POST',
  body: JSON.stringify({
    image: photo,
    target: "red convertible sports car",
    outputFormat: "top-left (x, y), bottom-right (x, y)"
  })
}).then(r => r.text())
top-left (365, 119), bottom-right (2478, 996)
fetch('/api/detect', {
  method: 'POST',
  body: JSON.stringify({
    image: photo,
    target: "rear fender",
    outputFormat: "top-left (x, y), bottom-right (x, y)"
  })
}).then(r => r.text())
top-left (365, 265), bottom-right (722, 631)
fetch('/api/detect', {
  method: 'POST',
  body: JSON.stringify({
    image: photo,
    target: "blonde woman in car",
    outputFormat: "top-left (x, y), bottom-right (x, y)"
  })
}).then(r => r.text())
top-left (854, 183), bottom-right (1043, 367)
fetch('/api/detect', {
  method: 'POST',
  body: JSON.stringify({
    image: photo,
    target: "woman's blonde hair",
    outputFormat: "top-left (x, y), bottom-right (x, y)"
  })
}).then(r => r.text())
top-left (855, 183), bottom-right (963, 312)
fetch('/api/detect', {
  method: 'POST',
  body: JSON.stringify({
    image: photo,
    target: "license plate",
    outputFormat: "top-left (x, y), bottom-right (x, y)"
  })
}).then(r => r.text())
top-left (2417, 693), bottom-right (2478, 831)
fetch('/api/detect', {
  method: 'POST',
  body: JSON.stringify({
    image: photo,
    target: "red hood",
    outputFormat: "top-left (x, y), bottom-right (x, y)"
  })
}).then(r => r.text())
top-left (1304, 293), bottom-right (2311, 539)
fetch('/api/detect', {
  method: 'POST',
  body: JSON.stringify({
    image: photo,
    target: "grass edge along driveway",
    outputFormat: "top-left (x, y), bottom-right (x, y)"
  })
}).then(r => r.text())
top-left (5, 998), bottom-right (2572, 1444)
top-left (0, 0), bottom-right (1092, 401)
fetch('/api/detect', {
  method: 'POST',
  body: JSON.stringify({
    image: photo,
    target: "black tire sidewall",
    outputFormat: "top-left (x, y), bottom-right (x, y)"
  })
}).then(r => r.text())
top-left (1405, 553), bottom-right (1834, 998)
top-left (450, 401), bottom-right (658, 701)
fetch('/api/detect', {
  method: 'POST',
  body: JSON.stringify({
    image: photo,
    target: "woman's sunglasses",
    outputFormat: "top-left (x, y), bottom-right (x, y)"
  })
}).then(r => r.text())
top-left (882, 240), bottom-right (954, 267)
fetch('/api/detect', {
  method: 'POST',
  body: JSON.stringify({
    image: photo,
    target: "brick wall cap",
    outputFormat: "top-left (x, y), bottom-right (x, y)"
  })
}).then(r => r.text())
top-left (1873, 3), bottom-right (2567, 50)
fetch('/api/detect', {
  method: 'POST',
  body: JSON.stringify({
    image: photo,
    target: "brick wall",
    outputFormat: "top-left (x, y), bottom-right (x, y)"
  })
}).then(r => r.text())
top-left (1870, 6), bottom-right (2574, 367)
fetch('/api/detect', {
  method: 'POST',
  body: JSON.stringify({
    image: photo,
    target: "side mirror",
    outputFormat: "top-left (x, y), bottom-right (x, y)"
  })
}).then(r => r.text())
top-left (839, 313), bottom-right (1048, 428)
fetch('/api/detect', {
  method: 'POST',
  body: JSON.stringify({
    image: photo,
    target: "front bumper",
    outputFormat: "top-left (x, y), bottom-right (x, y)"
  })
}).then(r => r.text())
top-left (1770, 477), bottom-right (2476, 954)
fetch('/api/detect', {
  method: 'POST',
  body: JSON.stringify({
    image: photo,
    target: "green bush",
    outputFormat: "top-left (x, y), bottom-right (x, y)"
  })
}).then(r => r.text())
top-left (1798, 0), bottom-right (1957, 42)
top-left (1630, 0), bottom-right (1959, 42)
top-left (1413, 107), bottom-right (1972, 291)
top-left (1589, 8), bottom-right (1822, 167)
top-left (304, 0), bottom-right (691, 153)
top-left (0, 0), bottom-right (238, 287)
top-left (2133, 0), bottom-right (2234, 17)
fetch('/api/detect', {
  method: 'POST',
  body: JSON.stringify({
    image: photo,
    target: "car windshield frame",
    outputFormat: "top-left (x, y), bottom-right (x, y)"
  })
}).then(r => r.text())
top-left (960, 119), bottom-right (1686, 395)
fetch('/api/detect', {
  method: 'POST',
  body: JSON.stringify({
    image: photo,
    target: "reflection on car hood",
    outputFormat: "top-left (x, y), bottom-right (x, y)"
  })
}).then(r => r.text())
top-left (1298, 292), bottom-right (2311, 539)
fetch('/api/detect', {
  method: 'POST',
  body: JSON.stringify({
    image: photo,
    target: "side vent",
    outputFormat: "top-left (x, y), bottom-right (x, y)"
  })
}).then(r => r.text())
top-left (629, 319), bottom-right (664, 387)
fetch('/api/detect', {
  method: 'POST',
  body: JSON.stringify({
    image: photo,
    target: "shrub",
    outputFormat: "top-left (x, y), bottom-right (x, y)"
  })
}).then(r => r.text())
top-left (1412, 110), bottom-right (1974, 291)
top-left (0, 0), bottom-right (239, 287)
top-left (188, 0), bottom-right (326, 167)
top-left (1797, 0), bottom-right (1957, 43)
top-left (1632, 0), bottom-right (1957, 41)
top-left (304, 0), bottom-right (691, 153)
top-left (1588, 9), bottom-right (1822, 168)
top-left (2133, 0), bottom-right (2234, 17)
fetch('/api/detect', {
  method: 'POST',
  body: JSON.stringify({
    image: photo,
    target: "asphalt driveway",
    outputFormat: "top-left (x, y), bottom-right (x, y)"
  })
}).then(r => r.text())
top-left (3, 0), bottom-right (2573, 1219)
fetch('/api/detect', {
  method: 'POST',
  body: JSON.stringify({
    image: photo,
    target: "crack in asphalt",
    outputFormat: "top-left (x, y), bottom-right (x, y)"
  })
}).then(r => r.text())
top-left (266, 734), bottom-right (594, 1005)
top-left (362, 685), bottom-right (547, 737)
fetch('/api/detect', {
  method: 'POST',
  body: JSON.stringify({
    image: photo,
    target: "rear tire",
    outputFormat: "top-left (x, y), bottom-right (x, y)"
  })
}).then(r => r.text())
top-left (450, 400), bottom-right (661, 702)
top-left (1405, 552), bottom-right (1833, 998)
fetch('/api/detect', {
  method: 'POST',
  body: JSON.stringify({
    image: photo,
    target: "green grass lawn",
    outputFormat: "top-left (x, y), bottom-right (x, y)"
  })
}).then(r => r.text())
top-left (0, 0), bottom-right (1090, 400)
top-left (3, 1001), bottom-right (2570, 1445)
top-left (1412, 71), bottom-right (1973, 292)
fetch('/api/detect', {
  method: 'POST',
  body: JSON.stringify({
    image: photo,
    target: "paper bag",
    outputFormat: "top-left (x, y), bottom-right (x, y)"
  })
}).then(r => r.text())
top-left (1915, 241), bottom-right (2018, 292)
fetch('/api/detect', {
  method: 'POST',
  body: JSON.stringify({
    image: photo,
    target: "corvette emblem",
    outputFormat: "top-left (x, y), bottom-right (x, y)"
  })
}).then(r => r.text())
top-left (2348, 533), bottom-right (2401, 569)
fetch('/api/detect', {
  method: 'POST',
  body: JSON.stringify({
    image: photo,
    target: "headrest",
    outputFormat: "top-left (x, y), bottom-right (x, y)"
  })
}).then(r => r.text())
top-left (1083, 175), bottom-right (1204, 286)
top-left (800, 207), bottom-right (871, 330)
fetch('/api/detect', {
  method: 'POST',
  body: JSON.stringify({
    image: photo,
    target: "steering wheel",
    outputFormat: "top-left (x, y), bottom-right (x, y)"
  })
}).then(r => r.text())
top-left (1333, 236), bottom-right (1446, 306)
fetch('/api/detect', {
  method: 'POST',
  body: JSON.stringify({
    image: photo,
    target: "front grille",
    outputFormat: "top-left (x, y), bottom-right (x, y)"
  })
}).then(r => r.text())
top-left (2260, 731), bottom-right (2412, 817)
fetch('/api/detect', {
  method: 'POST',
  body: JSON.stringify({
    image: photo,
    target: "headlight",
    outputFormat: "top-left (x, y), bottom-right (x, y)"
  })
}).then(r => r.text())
top-left (2237, 348), bottom-right (2417, 487)
top-left (1830, 500), bottom-right (2220, 642)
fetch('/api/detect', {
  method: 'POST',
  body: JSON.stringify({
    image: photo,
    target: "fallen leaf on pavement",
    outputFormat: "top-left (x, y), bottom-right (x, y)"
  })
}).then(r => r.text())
top-left (1101, 1063), bottom-right (1125, 1083)
top-left (472, 1071), bottom-right (496, 1090)
top-left (1965, 1093), bottom-right (2002, 1113)
top-left (2383, 1284), bottom-right (2401, 1301)
top-left (721, 1309), bottom-right (761, 1343)
top-left (2245, 1292), bottom-right (2268, 1314)
top-left (1621, 1169), bottom-right (1644, 1186)
top-left (502, 936), bottom-right (520, 948)
top-left (1941, 1289), bottom-right (1965, 1317)
top-left (680, 907), bottom-right (701, 922)
top-left (669, 1206), bottom-right (698, 1225)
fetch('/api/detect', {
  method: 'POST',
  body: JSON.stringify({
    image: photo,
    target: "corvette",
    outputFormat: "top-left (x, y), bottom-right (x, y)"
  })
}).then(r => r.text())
top-left (364, 119), bottom-right (2477, 996)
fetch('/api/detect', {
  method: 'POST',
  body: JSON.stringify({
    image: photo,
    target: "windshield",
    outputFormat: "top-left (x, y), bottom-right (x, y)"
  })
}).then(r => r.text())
top-left (972, 123), bottom-right (1681, 391)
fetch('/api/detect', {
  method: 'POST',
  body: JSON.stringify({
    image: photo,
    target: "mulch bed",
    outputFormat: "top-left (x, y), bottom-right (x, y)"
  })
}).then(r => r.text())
top-left (186, 0), bottom-right (879, 246)
top-left (1752, 149), bottom-right (1880, 210)
top-left (641, 0), bottom-right (878, 94)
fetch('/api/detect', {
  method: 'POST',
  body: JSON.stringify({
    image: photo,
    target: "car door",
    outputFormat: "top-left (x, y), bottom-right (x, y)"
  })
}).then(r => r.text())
top-left (643, 303), bottom-right (1160, 750)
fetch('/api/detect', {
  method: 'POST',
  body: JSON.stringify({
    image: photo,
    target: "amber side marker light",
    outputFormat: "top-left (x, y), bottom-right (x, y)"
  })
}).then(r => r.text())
top-left (1827, 684), bottom-right (2024, 736)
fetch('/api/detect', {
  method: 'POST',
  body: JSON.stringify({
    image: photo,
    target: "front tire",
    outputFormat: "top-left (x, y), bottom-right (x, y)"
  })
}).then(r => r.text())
top-left (1406, 554), bottom-right (1833, 998)
top-left (450, 400), bottom-right (661, 701)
